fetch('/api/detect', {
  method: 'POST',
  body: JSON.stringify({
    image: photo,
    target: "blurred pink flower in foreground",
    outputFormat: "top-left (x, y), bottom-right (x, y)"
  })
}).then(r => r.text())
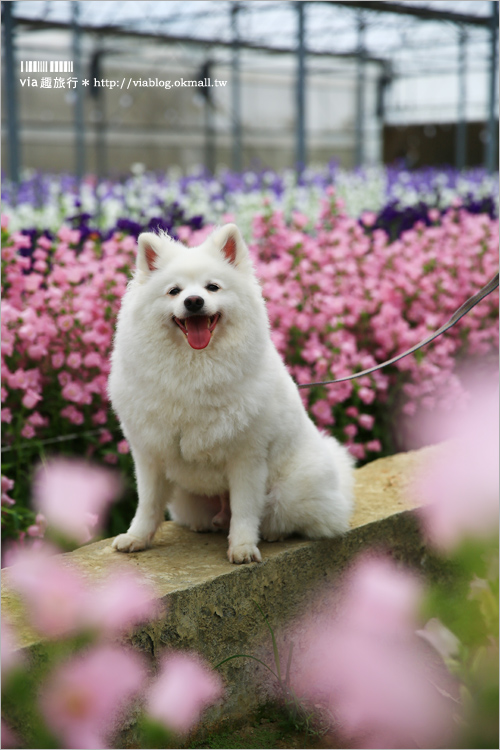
top-left (39, 645), bottom-right (145, 750)
top-left (6, 546), bottom-right (89, 638)
top-left (290, 556), bottom-right (456, 749)
top-left (146, 653), bottom-right (224, 735)
top-left (414, 373), bottom-right (499, 550)
top-left (32, 458), bottom-right (121, 543)
top-left (1, 719), bottom-right (19, 749)
top-left (6, 545), bottom-right (159, 639)
top-left (87, 570), bottom-right (159, 636)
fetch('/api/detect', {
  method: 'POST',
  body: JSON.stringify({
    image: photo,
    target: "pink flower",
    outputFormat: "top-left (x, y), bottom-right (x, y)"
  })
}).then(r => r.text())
top-left (311, 399), bottom-right (334, 425)
top-left (117, 439), bottom-right (130, 454)
top-left (26, 513), bottom-right (47, 539)
top-left (39, 645), bottom-right (145, 749)
top-left (21, 424), bottom-right (36, 439)
top-left (87, 571), bottom-right (158, 635)
top-left (57, 226), bottom-right (81, 245)
top-left (1, 408), bottom-right (12, 424)
top-left (27, 343), bottom-right (47, 360)
top-left (61, 381), bottom-right (83, 404)
top-left (7, 368), bottom-right (28, 390)
top-left (358, 413), bottom-right (375, 430)
top-left (66, 352), bottom-right (82, 369)
top-left (32, 459), bottom-right (121, 544)
top-left (345, 405), bottom-right (359, 418)
top-left (1, 491), bottom-right (15, 508)
top-left (92, 409), bottom-right (108, 425)
top-left (58, 315), bottom-right (74, 332)
top-left (22, 388), bottom-right (41, 410)
top-left (11, 232), bottom-right (31, 249)
top-left (28, 411), bottom-right (47, 427)
top-left (1, 475), bottom-right (14, 493)
top-left (361, 211), bottom-right (377, 227)
top-left (146, 653), bottom-right (223, 735)
top-left (61, 405), bottom-right (84, 425)
top-left (348, 442), bottom-right (366, 461)
top-left (414, 374), bottom-right (499, 550)
top-left (6, 546), bottom-right (89, 637)
top-left (24, 274), bottom-right (43, 292)
top-left (37, 235), bottom-right (53, 250)
top-left (402, 401), bottom-right (417, 416)
top-left (365, 439), bottom-right (382, 453)
top-left (358, 386), bottom-right (376, 405)
top-left (344, 423), bottom-right (358, 439)
top-left (83, 352), bottom-right (102, 368)
top-left (290, 556), bottom-right (456, 749)
top-left (1, 719), bottom-right (20, 748)
top-left (52, 352), bottom-right (65, 369)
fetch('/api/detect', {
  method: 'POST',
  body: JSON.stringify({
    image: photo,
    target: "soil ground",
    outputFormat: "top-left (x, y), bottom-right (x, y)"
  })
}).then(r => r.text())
top-left (186, 704), bottom-right (344, 750)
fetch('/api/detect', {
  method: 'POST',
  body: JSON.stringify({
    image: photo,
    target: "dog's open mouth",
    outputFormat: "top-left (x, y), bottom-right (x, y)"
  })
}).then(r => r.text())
top-left (173, 314), bottom-right (220, 350)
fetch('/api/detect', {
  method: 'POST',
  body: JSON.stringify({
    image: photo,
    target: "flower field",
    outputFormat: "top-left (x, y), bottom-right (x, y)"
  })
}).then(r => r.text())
top-left (1, 165), bottom-right (499, 546)
top-left (1, 162), bottom-right (499, 750)
top-left (2, 162), bottom-right (498, 238)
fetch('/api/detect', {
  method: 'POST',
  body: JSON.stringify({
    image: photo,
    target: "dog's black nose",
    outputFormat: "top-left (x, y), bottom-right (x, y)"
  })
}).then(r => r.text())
top-left (184, 295), bottom-right (204, 312)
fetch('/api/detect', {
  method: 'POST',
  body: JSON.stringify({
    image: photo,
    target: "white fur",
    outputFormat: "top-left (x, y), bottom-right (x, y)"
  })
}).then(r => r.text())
top-left (109, 224), bottom-right (354, 564)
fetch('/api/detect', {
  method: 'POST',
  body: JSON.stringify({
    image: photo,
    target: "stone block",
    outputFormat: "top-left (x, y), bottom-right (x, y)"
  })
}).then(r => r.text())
top-left (1, 446), bottom-right (445, 743)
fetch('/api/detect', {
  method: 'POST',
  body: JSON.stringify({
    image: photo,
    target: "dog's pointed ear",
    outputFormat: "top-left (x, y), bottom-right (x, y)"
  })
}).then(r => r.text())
top-left (137, 233), bottom-right (163, 275)
top-left (214, 224), bottom-right (247, 266)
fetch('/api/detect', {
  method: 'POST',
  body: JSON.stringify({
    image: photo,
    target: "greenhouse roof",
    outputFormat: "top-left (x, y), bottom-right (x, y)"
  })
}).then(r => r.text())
top-left (12, 1), bottom-right (494, 76)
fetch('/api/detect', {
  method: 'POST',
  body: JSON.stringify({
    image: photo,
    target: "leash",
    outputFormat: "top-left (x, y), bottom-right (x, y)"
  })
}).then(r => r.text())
top-left (297, 273), bottom-right (499, 389)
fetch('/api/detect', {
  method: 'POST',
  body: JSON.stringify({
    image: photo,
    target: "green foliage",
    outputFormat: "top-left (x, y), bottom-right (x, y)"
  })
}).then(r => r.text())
top-left (422, 534), bottom-right (499, 748)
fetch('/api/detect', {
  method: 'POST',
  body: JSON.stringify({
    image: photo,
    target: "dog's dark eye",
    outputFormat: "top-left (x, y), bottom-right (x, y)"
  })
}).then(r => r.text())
top-left (206, 283), bottom-right (220, 292)
top-left (168, 287), bottom-right (181, 296)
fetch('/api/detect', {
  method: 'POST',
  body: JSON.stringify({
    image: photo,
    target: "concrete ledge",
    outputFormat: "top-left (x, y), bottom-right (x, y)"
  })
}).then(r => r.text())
top-left (1, 446), bottom-right (445, 743)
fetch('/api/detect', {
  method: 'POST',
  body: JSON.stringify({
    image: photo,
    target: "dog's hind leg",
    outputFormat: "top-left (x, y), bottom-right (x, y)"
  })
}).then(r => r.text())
top-left (168, 489), bottom-right (224, 532)
top-left (211, 492), bottom-right (231, 530)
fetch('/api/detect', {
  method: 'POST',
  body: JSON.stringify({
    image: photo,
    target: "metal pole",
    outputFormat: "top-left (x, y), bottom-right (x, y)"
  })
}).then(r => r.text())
top-left (204, 97), bottom-right (215, 174)
top-left (485, 0), bottom-right (498, 172)
top-left (296, 1), bottom-right (306, 175)
top-left (455, 26), bottom-right (467, 170)
top-left (2, 1), bottom-right (21, 189)
top-left (72, 1), bottom-right (86, 188)
top-left (355, 9), bottom-right (366, 167)
top-left (89, 49), bottom-right (107, 220)
top-left (231, 2), bottom-right (242, 172)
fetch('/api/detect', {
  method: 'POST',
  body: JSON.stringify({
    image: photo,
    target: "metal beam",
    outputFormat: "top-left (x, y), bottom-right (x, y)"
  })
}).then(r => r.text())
top-left (13, 16), bottom-right (386, 66)
top-left (485, 0), bottom-right (498, 172)
top-left (296, 1), bottom-right (306, 173)
top-left (355, 9), bottom-right (366, 167)
top-left (72, 2), bottom-right (85, 187)
top-left (231, 2), bottom-right (242, 172)
top-left (323, 2), bottom-right (491, 28)
top-left (455, 26), bottom-right (467, 170)
top-left (2, 1), bottom-right (21, 187)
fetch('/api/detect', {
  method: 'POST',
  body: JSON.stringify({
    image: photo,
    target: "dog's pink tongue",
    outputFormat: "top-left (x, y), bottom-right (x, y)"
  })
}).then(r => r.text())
top-left (185, 316), bottom-right (211, 350)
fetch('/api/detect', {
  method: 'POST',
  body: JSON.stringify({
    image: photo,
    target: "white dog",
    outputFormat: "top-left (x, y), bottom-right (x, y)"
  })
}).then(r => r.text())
top-left (109, 224), bottom-right (354, 563)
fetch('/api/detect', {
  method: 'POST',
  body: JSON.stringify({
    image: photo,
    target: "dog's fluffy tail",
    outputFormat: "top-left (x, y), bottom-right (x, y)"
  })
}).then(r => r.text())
top-left (324, 434), bottom-right (356, 505)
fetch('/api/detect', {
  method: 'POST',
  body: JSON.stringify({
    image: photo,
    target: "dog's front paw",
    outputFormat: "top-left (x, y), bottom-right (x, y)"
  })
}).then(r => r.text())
top-left (112, 533), bottom-right (150, 553)
top-left (227, 542), bottom-right (262, 564)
